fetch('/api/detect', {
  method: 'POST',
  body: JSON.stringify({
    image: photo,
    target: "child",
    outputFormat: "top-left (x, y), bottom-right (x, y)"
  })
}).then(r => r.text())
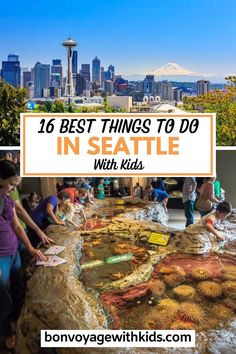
top-left (185, 201), bottom-right (232, 241)
top-left (144, 184), bottom-right (169, 211)
top-left (77, 187), bottom-right (94, 206)
top-left (97, 178), bottom-right (105, 199)
top-left (133, 182), bottom-right (142, 199)
top-left (58, 191), bottom-right (86, 227)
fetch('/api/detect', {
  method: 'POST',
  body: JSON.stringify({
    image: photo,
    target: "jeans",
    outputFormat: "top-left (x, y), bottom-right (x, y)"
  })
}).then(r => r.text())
top-left (199, 210), bottom-right (210, 217)
top-left (0, 251), bottom-right (24, 336)
top-left (184, 200), bottom-right (195, 227)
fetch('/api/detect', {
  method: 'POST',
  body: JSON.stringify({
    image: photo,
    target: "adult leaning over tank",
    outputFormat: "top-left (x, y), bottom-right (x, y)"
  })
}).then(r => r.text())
top-left (28, 192), bottom-right (65, 247)
top-left (0, 160), bottom-right (46, 350)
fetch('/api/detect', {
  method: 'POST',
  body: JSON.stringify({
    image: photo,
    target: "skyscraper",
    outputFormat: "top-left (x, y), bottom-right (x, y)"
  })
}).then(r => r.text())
top-left (160, 81), bottom-right (173, 101)
top-left (173, 88), bottom-right (183, 102)
top-left (72, 50), bottom-right (78, 75)
top-left (51, 59), bottom-right (63, 87)
top-left (104, 80), bottom-right (114, 94)
top-left (80, 64), bottom-right (90, 81)
top-left (143, 75), bottom-right (155, 95)
top-left (107, 65), bottom-right (115, 80)
top-left (1, 54), bottom-right (21, 87)
top-left (197, 80), bottom-right (210, 96)
top-left (7, 54), bottom-right (19, 62)
top-left (101, 66), bottom-right (105, 85)
top-left (23, 71), bottom-right (32, 88)
top-left (75, 73), bottom-right (86, 96)
top-left (92, 56), bottom-right (100, 83)
top-left (34, 62), bottom-right (50, 97)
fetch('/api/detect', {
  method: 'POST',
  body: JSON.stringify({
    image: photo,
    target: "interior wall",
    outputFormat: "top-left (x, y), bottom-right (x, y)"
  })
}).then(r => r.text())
top-left (216, 150), bottom-right (236, 208)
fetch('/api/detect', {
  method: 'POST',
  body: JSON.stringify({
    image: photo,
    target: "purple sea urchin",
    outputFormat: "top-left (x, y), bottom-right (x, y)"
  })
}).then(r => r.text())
top-left (197, 281), bottom-right (222, 299)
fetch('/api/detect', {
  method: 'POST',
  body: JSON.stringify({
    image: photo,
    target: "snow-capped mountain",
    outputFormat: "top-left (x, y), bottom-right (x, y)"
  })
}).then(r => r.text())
top-left (152, 63), bottom-right (206, 76)
top-left (123, 63), bottom-right (225, 82)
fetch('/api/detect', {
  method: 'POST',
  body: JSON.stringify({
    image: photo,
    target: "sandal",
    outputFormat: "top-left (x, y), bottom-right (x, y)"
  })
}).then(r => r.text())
top-left (5, 335), bottom-right (16, 349)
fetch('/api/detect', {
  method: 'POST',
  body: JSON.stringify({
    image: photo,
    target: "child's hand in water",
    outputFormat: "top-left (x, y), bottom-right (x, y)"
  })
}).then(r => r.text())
top-left (217, 235), bottom-right (224, 241)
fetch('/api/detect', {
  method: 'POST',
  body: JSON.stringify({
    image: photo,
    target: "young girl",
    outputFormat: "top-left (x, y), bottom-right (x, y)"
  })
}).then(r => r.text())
top-left (0, 160), bottom-right (46, 349)
top-left (185, 201), bottom-right (232, 241)
top-left (58, 191), bottom-right (87, 226)
top-left (97, 179), bottom-right (105, 200)
top-left (196, 177), bottom-right (220, 217)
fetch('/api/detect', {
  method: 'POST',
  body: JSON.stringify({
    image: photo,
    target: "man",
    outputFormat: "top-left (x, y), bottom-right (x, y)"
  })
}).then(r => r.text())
top-left (182, 177), bottom-right (197, 227)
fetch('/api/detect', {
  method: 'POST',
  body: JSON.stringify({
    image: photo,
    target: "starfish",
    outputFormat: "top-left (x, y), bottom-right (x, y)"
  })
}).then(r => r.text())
top-left (94, 282), bottom-right (104, 288)
top-left (112, 272), bottom-right (124, 279)
top-left (92, 240), bottom-right (101, 246)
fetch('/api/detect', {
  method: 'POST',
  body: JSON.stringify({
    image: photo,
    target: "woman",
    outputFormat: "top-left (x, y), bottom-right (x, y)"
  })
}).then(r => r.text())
top-left (0, 160), bottom-right (45, 349)
top-left (196, 177), bottom-right (220, 217)
top-left (29, 193), bottom-right (65, 247)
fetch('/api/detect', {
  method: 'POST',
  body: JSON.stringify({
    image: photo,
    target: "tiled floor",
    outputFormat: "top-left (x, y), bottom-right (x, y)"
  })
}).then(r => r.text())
top-left (167, 208), bottom-right (200, 230)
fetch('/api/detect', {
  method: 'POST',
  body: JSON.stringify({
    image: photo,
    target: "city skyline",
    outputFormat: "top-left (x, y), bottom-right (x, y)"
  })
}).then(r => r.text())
top-left (0, 0), bottom-right (235, 79)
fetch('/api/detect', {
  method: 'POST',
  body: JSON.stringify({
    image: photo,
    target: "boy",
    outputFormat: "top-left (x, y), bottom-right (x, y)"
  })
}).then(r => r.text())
top-left (185, 201), bottom-right (232, 241)
top-left (144, 184), bottom-right (169, 211)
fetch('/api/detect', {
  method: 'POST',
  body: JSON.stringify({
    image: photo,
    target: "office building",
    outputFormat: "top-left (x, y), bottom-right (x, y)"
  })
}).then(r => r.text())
top-left (75, 73), bottom-right (87, 96)
top-left (51, 59), bottom-right (63, 86)
top-left (104, 80), bottom-right (114, 94)
top-left (107, 65), bottom-right (115, 80)
top-left (101, 66), bottom-right (105, 85)
top-left (33, 62), bottom-right (50, 97)
top-left (23, 71), bottom-right (32, 88)
top-left (143, 75), bottom-right (155, 95)
top-left (160, 81), bottom-right (173, 101)
top-left (72, 50), bottom-right (78, 74)
top-left (80, 64), bottom-right (90, 81)
top-left (173, 88), bottom-right (183, 102)
top-left (1, 53), bottom-right (21, 87)
top-left (197, 80), bottom-right (210, 96)
top-left (92, 56), bottom-right (100, 83)
top-left (107, 95), bottom-right (132, 112)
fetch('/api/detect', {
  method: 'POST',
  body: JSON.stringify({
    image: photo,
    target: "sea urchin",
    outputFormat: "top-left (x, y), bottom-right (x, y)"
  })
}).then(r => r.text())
top-left (158, 299), bottom-right (180, 316)
top-left (170, 320), bottom-right (196, 330)
top-left (191, 267), bottom-right (213, 280)
top-left (210, 304), bottom-right (234, 321)
top-left (173, 285), bottom-right (196, 300)
top-left (197, 281), bottom-right (222, 299)
top-left (220, 266), bottom-right (236, 281)
top-left (149, 279), bottom-right (166, 297)
top-left (163, 272), bottom-right (185, 287)
top-left (179, 302), bottom-right (205, 324)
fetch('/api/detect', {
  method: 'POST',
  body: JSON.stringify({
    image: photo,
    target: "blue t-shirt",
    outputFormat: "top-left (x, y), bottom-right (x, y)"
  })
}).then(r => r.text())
top-left (31, 195), bottom-right (57, 229)
top-left (152, 189), bottom-right (169, 202)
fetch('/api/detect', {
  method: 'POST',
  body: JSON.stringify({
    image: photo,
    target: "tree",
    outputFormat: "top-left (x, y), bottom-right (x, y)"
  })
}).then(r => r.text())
top-left (52, 100), bottom-right (65, 113)
top-left (67, 103), bottom-right (75, 113)
top-left (183, 81), bottom-right (236, 146)
top-left (0, 79), bottom-right (27, 145)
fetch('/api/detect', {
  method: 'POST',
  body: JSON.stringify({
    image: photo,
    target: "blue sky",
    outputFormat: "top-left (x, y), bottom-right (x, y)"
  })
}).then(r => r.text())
top-left (0, 0), bottom-right (235, 77)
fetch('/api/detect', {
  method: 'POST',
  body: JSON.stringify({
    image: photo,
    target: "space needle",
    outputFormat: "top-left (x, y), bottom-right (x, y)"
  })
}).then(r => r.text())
top-left (62, 37), bottom-right (77, 99)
